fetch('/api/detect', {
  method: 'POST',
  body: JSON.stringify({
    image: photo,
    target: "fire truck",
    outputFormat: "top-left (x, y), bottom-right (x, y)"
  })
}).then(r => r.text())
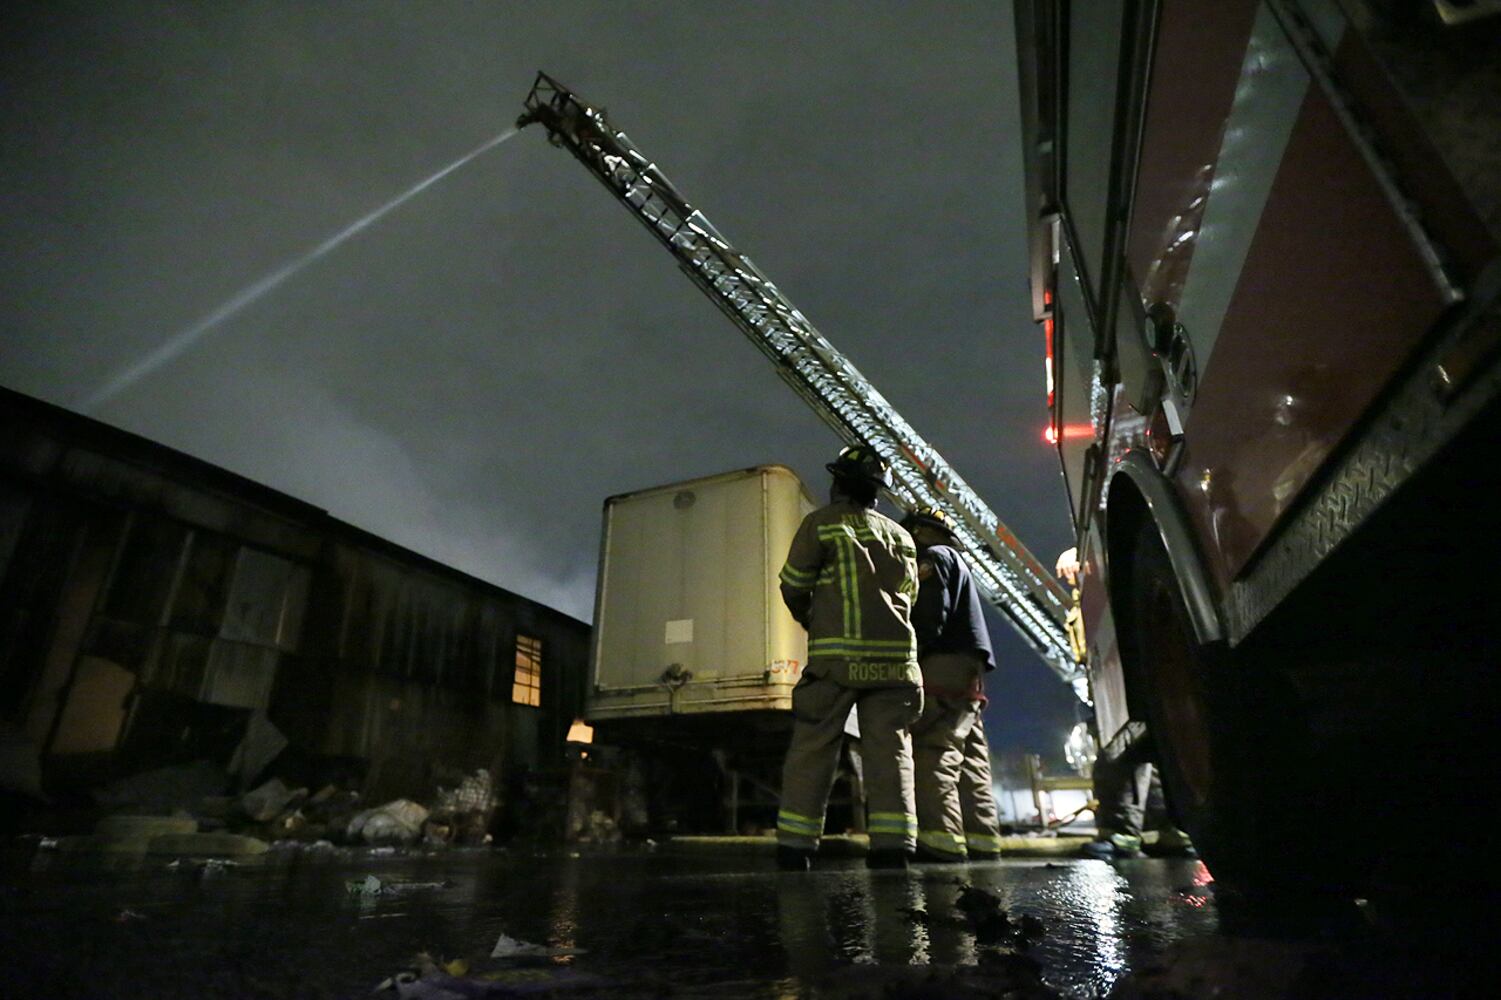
top-left (1016, 0), bottom-right (1500, 890)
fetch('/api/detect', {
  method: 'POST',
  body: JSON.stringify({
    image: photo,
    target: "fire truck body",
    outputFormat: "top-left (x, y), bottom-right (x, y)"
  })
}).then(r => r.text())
top-left (1018, 0), bottom-right (1500, 888)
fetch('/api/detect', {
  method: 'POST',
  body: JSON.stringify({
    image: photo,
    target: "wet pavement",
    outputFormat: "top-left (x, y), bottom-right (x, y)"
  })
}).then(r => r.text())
top-left (0, 843), bottom-right (1227, 998)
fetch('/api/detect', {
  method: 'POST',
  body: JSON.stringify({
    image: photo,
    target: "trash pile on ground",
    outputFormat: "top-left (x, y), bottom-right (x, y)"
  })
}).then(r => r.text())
top-left (14, 706), bottom-right (503, 857)
top-left (374, 933), bottom-right (599, 998)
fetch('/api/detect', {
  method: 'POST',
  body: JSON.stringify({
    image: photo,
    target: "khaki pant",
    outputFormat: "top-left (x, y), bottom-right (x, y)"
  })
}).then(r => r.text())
top-left (959, 715), bottom-right (1003, 855)
top-left (776, 672), bottom-right (922, 852)
top-left (912, 653), bottom-right (984, 858)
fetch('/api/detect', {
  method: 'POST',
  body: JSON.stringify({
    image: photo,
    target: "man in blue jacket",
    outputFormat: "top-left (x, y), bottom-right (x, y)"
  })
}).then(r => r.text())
top-left (901, 506), bottom-right (1002, 862)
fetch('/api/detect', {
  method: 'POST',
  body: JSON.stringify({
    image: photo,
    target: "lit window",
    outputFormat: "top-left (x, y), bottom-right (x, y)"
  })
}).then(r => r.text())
top-left (512, 634), bottom-right (542, 707)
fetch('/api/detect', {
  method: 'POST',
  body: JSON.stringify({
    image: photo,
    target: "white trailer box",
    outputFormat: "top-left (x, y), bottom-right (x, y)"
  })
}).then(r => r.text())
top-left (589, 465), bottom-right (815, 721)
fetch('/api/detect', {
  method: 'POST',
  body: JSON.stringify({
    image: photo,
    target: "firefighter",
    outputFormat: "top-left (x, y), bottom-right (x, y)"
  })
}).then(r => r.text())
top-left (901, 505), bottom-right (1000, 863)
top-left (1054, 547), bottom-right (1194, 861)
top-left (775, 445), bottom-right (923, 871)
top-left (959, 715), bottom-right (1004, 860)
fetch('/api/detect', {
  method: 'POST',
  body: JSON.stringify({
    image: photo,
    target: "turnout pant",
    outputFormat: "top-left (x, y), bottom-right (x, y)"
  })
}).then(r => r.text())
top-left (958, 714), bottom-right (1003, 856)
top-left (777, 671), bottom-right (922, 853)
top-left (911, 653), bottom-right (984, 859)
top-left (1093, 753), bottom-right (1153, 847)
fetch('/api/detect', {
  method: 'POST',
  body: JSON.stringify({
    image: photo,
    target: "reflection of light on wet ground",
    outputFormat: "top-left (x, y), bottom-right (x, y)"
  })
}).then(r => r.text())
top-left (1042, 861), bottom-right (1130, 995)
top-left (0, 850), bottom-right (1219, 999)
top-left (547, 859), bottom-right (581, 957)
top-left (900, 876), bottom-right (930, 965)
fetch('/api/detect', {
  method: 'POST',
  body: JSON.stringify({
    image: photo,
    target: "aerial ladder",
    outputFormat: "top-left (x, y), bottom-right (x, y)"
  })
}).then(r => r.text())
top-left (517, 73), bottom-right (1082, 685)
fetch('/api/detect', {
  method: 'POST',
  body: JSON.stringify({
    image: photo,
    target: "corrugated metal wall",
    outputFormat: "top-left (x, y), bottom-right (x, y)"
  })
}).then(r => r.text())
top-left (0, 388), bottom-right (590, 806)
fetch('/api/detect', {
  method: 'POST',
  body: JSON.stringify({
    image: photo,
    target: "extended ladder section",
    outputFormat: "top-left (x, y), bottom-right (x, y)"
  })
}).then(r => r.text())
top-left (518, 72), bottom-right (1081, 683)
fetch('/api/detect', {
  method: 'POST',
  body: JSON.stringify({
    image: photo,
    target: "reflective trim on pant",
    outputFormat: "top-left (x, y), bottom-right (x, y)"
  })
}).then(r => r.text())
top-left (918, 828), bottom-right (967, 857)
top-left (964, 830), bottom-right (1003, 853)
top-left (777, 674), bottom-right (920, 852)
top-left (858, 686), bottom-right (922, 851)
top-left (870, 812), bottom-right (918, 841)
top-left (777, 809), bottom-right (823, 849)
top-left (777, 675), bottom-right (849, 850)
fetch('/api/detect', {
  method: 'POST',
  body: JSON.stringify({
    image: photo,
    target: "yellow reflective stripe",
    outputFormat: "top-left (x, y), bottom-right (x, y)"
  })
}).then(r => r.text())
top-left (868, 812), bottom-right (916, 834)
top-left (777, 811), bottom-right (822, 834)
top-left (808, 638), bottom-right (914, 651)
top-left (777, 830), bottom-right (818, 849)
top-left (807, 643), bottom-right (915, 662)
top-left (843, 536), bottom-right (862, 637)
top-left (919, 830), bottom-right (967, 854)
top-left (965, 832), bottom-right (1003, 851)
top-left (779, 563), bottom-right (816, 587)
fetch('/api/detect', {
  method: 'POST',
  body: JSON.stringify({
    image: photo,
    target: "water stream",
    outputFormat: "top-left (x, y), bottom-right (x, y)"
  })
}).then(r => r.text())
top-left (80, 127), bottom-right (520, 412)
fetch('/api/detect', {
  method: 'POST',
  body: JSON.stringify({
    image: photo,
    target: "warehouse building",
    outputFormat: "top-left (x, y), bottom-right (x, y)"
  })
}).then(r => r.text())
top-left (0, 387), bottom-right (589, 828)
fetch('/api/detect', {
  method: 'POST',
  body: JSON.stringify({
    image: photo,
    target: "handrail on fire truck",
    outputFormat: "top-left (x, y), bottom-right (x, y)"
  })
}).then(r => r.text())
top-left (517, 72), bottom-right (1081, 683)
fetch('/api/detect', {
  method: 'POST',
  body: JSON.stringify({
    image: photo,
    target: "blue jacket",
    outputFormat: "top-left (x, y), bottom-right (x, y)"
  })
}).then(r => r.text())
top-left (911, 544), bottom-right (995, 672)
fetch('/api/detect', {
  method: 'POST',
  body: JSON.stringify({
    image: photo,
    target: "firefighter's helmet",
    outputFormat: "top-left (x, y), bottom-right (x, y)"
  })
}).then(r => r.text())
top-left (901, 505), bottom-right (955, 541)
top-left (825, 445), bottom-right (891, 489)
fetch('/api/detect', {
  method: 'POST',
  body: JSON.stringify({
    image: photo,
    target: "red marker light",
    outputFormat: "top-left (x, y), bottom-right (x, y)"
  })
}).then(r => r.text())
top-left (1043, 423), bottom-right (1092, 445)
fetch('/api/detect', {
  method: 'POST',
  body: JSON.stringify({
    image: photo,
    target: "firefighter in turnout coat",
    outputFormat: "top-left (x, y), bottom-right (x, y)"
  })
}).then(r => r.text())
top-left (902, 506), bottom-right (1002, 862)
top-left (775, 445), bottom-right (923, 870)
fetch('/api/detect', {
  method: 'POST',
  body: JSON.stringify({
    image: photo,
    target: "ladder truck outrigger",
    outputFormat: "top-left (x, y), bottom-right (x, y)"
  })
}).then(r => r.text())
top-left (516, 72), bottom-right (1080, 688)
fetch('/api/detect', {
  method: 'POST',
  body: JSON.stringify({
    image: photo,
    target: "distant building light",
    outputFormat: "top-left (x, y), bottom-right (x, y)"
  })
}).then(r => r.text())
top-left (566, 719), bottom-right (594, 744)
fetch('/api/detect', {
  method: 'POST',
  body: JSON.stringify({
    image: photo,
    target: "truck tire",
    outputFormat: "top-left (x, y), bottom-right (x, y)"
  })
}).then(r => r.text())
top-left (1125, 522), bottom-right (1346, 896)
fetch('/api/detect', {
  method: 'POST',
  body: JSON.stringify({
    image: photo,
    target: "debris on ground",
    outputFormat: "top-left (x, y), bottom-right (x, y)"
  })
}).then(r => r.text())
top-left (96, 814), bottom-right (198, 838)
top-left (957, 885), bottom-right (1013, 944)
top-left (491, 933), bottom-right (587, 960)
top-left (348, 799), bottom-right (430, 846)
top-left (148, 832), bottom-right (269, 856)
top-left (240, 777), bottom-right (307, 823)
top-left (345, 875), bottom-right (454, 897)
top-left (167, 858), bottom-right (238, 872)
top-left (54, 813), bottom-right (215, 854)
top-left (92, 760), bottom-right (229, 815)
top-left (226, 710), bottom-right (288, 790)
top-left (375, 966), bottom-right (604, 997)
top-left (954, 885), bottom-right (1047, 950)
top-left (430, 769), bottom-right (495, 846)
top-left (374, 950), bottom-right (603, 997)
top-left (113, 909), bottom-right (148, 923)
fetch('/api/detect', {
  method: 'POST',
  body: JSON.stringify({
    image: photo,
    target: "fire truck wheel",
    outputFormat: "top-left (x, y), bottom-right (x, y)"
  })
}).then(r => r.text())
top-left (1126, 522), bottom-right (1344, 896)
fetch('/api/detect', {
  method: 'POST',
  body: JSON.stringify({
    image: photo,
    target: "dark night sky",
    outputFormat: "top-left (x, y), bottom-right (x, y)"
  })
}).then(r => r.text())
top-left (0, 2), bottom-right (1084, 763)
